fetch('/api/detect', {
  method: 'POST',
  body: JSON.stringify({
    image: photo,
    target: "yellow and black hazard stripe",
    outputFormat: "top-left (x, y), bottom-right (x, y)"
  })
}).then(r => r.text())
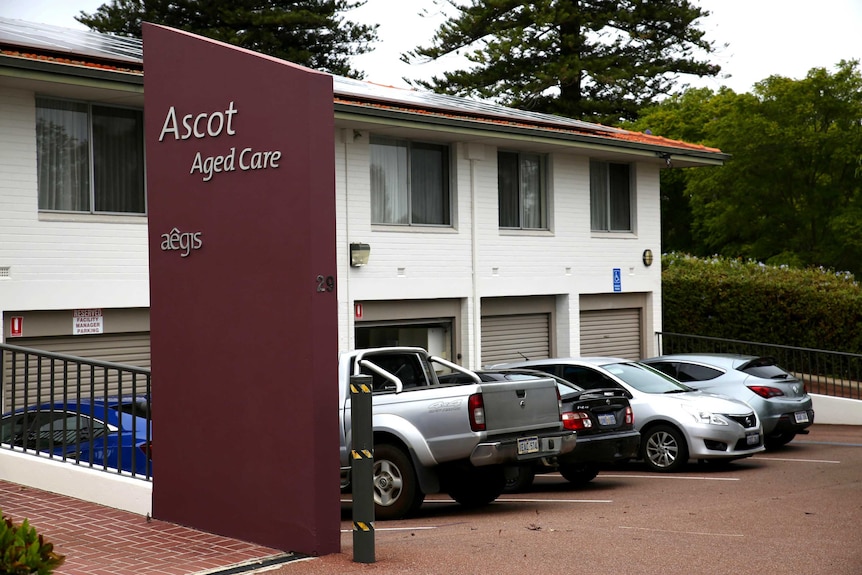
top-left (351, 449), bottom-right (373, 460)
top-left (350, 382), bottom-right (372, 394)
top-left (353, 521), bottom-right (374, 532)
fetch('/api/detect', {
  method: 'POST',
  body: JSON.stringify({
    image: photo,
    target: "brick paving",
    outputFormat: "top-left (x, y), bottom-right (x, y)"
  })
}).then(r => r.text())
top-left (0, 480), bottom-right (297, 575)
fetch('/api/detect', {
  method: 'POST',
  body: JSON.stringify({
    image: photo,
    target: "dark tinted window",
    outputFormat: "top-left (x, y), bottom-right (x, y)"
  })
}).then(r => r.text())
top-left (359, 353), bottom-right (430, 391)
top-left (739, 358), bottom-right (796, 380)
top-left (677, 363), bottom-right (723, 382)
top-left (560, 365), bottom-right (621, 390)
top-left (645, 361), bottom-right (678, 378)
top-left (1, 411), bottom-right (107, 449)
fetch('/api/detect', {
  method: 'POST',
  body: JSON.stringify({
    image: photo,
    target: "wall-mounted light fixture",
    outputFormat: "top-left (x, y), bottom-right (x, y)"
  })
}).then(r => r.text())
top-left (642, 249), bottom-right (654, 267)
top-left (350, 243), bottom-right (370, 267)
top-left (658, 152), bottom-right (672, 167)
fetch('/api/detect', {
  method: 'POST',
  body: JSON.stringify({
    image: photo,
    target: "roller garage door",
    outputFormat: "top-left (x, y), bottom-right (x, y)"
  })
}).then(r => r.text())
top-left (580, 308), bottom-right (641, 360)
top-left (8, 333), bottom-right (151, 367)
top-left (2, 333), bottom-right (150, 407)
top-left (481, 313), bottom-right (550, 367)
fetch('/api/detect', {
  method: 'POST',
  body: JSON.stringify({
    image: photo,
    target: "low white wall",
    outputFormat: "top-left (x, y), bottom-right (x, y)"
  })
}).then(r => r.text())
top-left (810, 394), bottom-right (862, 426)
top-left (0, 450), bottom-right (152, 516)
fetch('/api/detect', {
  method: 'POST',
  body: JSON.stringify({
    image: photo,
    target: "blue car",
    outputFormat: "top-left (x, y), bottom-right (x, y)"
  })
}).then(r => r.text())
top-left (1, 396), bottom-right (152, 478)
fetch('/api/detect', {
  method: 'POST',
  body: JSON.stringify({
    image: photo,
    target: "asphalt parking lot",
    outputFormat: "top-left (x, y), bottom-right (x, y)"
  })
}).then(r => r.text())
top-left (271, 424), bottom-right (862, 575)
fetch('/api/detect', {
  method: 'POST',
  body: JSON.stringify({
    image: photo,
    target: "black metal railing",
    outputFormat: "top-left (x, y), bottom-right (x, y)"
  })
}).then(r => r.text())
top-left (655, 332), bottom-right (862, 401)
top-left (1, 343), bottom-right (152, 481)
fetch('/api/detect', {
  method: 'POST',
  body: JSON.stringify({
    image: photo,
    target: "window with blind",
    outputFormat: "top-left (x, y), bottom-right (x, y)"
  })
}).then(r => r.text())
top-left (370, 136), bottom-right (451, 226)
top-left (590, 160), bottom-right (632, 232)
top-left (36, 97), bottom-right (145, 214)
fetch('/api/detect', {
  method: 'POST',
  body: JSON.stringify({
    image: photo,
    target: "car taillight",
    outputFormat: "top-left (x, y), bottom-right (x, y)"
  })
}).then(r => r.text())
top-left (748, 385), bottom-right (785, 399)
top-left (468, 393), bottom-right (485, 432)
top-left (624, 406), bottom-right (634, 425)
top-left (562, 411), bottom-right (592, 431)
top-left (139, 441), bottom-right (152, 460)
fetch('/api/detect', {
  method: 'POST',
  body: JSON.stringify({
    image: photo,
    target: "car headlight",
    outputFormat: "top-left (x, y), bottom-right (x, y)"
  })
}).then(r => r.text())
top-left (681, 403), bottom-right (729, 426)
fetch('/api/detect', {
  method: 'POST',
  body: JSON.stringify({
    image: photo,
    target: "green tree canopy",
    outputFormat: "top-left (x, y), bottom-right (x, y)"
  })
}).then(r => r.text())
top-left (632, 61), bottom-right (862, 275)
top-left (76, 0), bottom-right (377, 78)
top-left (403, 0), bottom-right (720, 124)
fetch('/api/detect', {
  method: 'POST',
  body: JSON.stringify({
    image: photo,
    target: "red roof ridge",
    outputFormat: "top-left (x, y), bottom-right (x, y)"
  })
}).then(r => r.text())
top-left (0, 49), bottom-right (143, 75)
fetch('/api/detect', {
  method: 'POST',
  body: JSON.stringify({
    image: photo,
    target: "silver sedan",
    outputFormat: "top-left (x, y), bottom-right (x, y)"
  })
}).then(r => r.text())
top-left (641, 354), bottom-right (814, 448)
top-left (492, 357), bottom-right (766, 472)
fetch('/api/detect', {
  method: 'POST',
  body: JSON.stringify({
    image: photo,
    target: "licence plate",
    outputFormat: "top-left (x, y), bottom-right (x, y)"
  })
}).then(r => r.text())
top-left (746, 432), bottom-right (760, 446)
top-left (794, 411), bottom-right (810, 424)
top-left (597, 413), bottom-right (616, 426)
top-left (518, 436), bottom-right (539, 455)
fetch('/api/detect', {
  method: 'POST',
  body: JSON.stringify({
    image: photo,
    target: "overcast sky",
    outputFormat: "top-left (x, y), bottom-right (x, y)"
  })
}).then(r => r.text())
top-left (3, 0), bottom-right (861, 94)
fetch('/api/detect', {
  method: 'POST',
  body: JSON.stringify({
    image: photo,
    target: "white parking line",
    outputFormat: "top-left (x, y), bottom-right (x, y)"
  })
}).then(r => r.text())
top-left (751, 456), bottom-right (840, 464)
top-left (496, 498), bottom-right (613, 503)
top-left (619, 526), bottom-right (744, 538)
top-left (598, 474), bottom-right (741, 481)
top-left (340, 526), bottom-right (438, 533)
top-left (421, 498), bottom-right (613, 504)
top-left (342, 497), bottom-right (613, 505)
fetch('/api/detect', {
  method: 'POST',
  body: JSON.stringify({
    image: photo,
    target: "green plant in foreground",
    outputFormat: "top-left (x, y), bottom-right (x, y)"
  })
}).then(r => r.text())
top-left (0, 509), bottom-right (65, 575)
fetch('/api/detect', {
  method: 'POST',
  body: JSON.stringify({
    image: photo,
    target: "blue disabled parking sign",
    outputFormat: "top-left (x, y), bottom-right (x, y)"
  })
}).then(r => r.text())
top-left (613, 268), bottom-right (622, 292)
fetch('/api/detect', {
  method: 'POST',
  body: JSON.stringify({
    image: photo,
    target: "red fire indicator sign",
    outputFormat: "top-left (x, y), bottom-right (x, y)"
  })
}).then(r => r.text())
top-left (10, 316), bottom-right (23, 337)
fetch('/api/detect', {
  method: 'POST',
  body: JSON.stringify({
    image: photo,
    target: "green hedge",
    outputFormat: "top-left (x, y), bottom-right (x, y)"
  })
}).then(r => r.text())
top-left (661, 253), bottom-right (862, 353)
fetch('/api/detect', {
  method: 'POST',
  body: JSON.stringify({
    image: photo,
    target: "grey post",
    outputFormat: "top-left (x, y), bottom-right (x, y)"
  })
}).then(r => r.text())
top-left (350, 374), bottom-right (375, 563)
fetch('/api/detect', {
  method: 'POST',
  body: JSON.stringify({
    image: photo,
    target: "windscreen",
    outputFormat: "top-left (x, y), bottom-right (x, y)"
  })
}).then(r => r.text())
top-left (601, 362), bottom-right (694, 394)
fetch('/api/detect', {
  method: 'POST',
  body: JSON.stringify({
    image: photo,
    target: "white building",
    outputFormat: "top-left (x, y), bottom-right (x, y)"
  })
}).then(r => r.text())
top-left (0, 17), bottom-right (727, 372)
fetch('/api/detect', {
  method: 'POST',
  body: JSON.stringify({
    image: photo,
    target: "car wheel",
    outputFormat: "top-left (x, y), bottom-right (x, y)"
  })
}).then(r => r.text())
top-left (372, 444), bottom-right (424, 520)
top-left (641, 425), bottom-right (688, 472)
top-left (503, 465), bottom-right (536, 493)
top-left (765, 432), bottom-right (796, 449)
top-left (445, 465), bottom-right (507, 508)
top-left (559, 462), bottom-right (600, 486)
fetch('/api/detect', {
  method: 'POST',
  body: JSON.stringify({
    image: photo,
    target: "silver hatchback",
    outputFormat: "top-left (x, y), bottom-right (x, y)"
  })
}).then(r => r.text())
top-left (641, 354), bottom-right (814, 448)
top-left (492, 358), bottom-right (765, 472)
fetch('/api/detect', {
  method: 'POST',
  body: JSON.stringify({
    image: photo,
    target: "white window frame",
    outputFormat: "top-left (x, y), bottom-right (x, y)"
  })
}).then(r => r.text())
top-left (369, 135), bottom-right (452, 226)
top-left (497, 150), bottom-right (549, 230)
top-left (35, 96), bottom-right (146, 215)
top-left (590, 160), bottom-right (633, 232)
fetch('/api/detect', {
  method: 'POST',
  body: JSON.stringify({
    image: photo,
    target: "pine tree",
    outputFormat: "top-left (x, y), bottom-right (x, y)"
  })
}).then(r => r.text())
top-left (403, 0), bottom-right (719, 124)
top-left (76, 0), bottom-right (377, 78)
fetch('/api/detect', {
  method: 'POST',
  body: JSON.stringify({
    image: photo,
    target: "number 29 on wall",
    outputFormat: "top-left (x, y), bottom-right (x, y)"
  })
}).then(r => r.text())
top-left (316, 274), bottom-right (335, 293)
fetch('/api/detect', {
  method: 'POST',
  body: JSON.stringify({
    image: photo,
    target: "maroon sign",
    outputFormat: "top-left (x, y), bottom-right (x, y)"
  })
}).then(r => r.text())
top-left (143, 24), bottom-right (339, 556)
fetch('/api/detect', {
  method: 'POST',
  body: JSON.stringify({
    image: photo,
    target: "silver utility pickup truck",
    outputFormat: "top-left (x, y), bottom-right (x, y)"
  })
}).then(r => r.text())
top-left (339, 347), bottom-right (577, 519)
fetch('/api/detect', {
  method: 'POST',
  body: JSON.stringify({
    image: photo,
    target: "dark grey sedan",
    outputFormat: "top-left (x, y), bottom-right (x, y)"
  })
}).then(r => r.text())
top-left (641, 354), bottom-right (814, 448)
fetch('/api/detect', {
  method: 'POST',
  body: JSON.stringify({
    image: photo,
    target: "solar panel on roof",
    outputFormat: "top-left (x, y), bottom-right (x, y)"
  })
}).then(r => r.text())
top-left (0, 17), bottom-right (142, 64)
top-left (0, 16), bottom-right (624, 137)
top-left (331, 75), bottom-right (623, 133)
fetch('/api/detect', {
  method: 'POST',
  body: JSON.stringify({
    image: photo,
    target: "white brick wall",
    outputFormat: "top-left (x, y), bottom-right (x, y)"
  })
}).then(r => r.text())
top-left (1, 82), bottom-right (662, 357)
top-left (336, 127), bottom-right (664, 360)
top-left (0, 86), bottom-right (150, 313)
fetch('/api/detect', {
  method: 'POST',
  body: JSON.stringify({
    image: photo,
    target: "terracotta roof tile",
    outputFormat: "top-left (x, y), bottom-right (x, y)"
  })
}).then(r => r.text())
top-left (1, 49), bottom-right (142, 75)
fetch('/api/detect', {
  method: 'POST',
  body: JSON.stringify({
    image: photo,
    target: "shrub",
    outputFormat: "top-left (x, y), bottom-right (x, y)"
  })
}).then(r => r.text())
top-left (662, 253), bottom-right (862, 353)
top-left (0, 509), bottom-right (65, 575)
